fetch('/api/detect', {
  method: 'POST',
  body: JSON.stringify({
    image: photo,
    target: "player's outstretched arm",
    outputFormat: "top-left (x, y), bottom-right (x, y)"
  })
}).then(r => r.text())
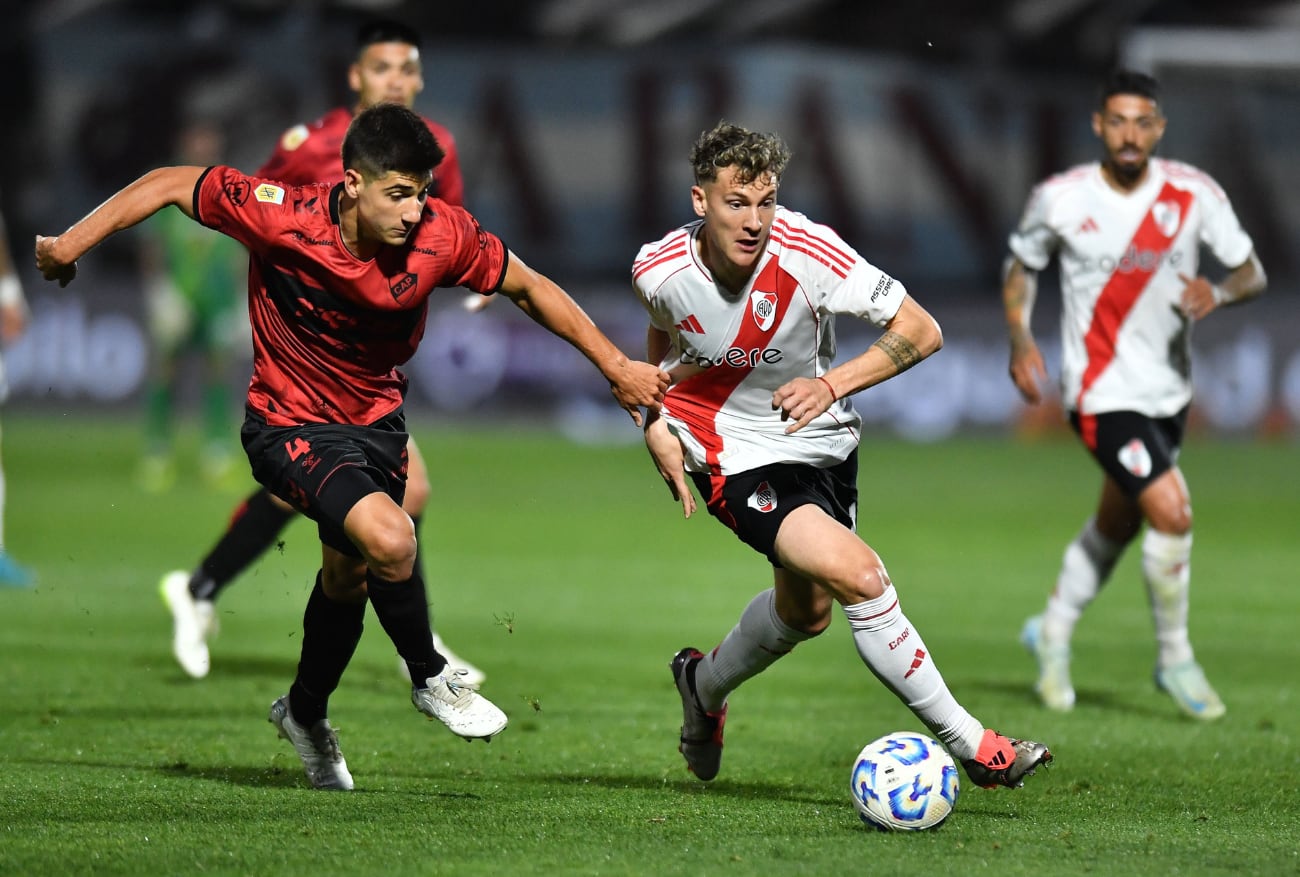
top-left (35, 166), bottom-right (206, 287)
top-left (1002, 256), bottom-right (1047, 404)
top-left (773, 294), bottom-right (942, 435)
top-left (497, 252), bottom-right (668, 425)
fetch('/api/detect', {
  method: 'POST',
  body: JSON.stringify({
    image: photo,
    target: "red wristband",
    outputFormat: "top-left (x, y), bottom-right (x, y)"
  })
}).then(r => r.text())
top-left (816, 376), bottom-right (838, 402)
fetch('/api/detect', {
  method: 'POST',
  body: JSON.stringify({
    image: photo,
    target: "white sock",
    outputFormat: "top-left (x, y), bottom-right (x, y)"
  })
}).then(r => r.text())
top-left (1142, 529), bottom-right (1194, 668)
top-left (843, 586), bottom-right (984, 761)
top-left (695, 588), bottom-right (812, 711)
top-left (1042, 517), bottom-right (1124, 644)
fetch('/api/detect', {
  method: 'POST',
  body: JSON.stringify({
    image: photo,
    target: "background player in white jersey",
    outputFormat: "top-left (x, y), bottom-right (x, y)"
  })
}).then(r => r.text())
top-left (635, 121), bottom-right (1052, 790)
top-left (1003, 70), bottom-right (1266, 720)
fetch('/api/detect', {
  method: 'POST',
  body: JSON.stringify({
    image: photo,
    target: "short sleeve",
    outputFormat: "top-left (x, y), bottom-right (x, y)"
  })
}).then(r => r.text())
top-left (434, 205), bottom-right (508, 294)
top-left (1197, 180), bottom-right (1254, 270)
top-left (1007, 183), bottom-right (1058, 271)
top-left (193, 166), bottom-right (292, 255)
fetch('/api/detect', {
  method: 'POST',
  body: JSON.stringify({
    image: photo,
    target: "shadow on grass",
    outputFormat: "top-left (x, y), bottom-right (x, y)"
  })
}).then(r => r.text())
top-left (142, 654), bottom-right (296, 683)
top-left (967, 676), bottom-right (1194, 723)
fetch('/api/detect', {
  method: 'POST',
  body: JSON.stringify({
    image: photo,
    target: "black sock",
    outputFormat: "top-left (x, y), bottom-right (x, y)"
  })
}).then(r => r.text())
top-left (410, 513), bottom-right (426, 585)
top-left (366, 569), bottom-right (445, 687)
top-left (288, 572), bottom-right (365, 726)
top-left (190, 489), bottom-right (296, 602)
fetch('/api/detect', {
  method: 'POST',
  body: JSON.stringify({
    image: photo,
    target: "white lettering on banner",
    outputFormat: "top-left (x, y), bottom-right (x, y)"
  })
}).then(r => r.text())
top-left (6, 298), bottom-right (147, 401)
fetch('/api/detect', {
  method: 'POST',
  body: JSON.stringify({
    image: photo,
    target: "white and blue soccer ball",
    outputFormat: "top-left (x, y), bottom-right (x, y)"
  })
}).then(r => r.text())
top-left (850, 731), bottom-right (960, 831)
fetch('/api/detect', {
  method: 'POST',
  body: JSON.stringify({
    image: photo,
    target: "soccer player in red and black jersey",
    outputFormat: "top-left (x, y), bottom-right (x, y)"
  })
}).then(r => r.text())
top-left (156, 18), bottom-right (485, 685)
top-left (37, 103), bottom-right (669, 790)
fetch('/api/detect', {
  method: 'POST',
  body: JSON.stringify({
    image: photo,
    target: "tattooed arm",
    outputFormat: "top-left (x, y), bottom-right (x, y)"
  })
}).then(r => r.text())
top-left (773, 294), bottom-right (942, 434)
top-left (1002, 256), bottom-right (1048, 404)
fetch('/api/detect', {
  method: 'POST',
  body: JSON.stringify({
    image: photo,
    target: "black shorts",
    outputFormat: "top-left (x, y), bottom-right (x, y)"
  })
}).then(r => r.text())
top-left (241, 407), bottom-right (410, 557)
top-left (690, 451), bottom-right (858, 567)
top-left (1070, 407), bottom-right (1187, 498)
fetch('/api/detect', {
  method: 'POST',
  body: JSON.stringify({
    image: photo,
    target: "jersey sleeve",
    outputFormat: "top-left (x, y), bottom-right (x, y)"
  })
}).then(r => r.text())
top-left (1007, 182), bottom-right (1058, 271)
top-left (434, 205), bottom-right (508, 293)
top-left (193, 166), bottom-right (293, 255)
top-left (1197, 177), bottom-right (1254, 269)
top-left (795, 219), bottom-right (905, 326)
top-left (822, 260), bottom-right (907, 326)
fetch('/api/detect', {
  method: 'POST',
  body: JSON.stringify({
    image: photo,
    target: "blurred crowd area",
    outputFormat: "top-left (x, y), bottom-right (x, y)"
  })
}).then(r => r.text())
top-left (2, 0), bottom-right (1298, 437)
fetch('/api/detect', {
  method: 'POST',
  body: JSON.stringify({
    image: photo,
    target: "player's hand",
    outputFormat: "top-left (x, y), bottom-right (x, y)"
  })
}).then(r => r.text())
top-left (772, 375), bottom-right (836, 435)
top-left (462, 292), bottom-right (496, 313)
top-left (1177, 272), bottom-right (1218, 321)
top-left (1008, 331), bottom-right (1047, 404)
top-left (608, 360), bottom-right (669, 427)
top-left (35, 235), bottom-right (77, 287)
top-left (644, 416), bottom-right (695, 518)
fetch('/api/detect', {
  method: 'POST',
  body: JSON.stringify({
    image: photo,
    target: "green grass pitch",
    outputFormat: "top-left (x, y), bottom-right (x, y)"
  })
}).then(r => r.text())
top-left (0, 414), bottom-right (1296, 875)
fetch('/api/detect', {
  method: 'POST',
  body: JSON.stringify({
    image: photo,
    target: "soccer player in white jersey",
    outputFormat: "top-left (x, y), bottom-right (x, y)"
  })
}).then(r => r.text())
top-left (634, 120), bottom-right (1052, 790)
top-left (1003, 70), bottom-right (1267, 720)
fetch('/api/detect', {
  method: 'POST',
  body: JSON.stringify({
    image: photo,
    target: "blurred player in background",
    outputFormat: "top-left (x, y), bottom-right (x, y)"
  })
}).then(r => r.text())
top-left (0, 204), bottom-right (33, 587)
top-left (159, 18), bottom-right (487, 684)
top-left (637, 121), bottom-right (1052, 790)
top-left (137, 118), bottom-right (247, 493)
top-left (1004, 70), bottom-right (1266, 720)
top-left (37, 102), bottom-right (669, 790)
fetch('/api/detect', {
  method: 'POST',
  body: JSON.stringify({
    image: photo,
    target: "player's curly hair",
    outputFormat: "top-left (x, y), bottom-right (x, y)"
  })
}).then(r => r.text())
top-left (343, 103), bottom-right (444, 180)
top-left (690, 121), bottom-right (791, 187)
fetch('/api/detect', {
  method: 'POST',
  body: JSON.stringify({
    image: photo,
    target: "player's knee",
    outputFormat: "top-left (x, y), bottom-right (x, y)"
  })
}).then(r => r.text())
top-left (836, 562), bottom-right (892, 605)
top-left (361, 523), bottom-right (417, 580)
top-left (1145, 501), bottom-right (1191, 535)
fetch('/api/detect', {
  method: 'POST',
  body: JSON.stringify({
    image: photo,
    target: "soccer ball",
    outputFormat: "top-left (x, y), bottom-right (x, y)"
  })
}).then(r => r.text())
top-left (850, 731), bottom-right (960, 831)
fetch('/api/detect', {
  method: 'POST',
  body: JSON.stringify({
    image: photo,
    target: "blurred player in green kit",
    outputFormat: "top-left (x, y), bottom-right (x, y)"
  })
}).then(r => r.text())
top-left (137, 117), bottom-right (247, 492)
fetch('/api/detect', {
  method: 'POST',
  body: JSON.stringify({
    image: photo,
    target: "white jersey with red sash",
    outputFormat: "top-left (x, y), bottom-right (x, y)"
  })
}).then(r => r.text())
top-left (1009, 158), bottom-right (1253, 427)
top-left (633, 206), bottom-right (906, 479)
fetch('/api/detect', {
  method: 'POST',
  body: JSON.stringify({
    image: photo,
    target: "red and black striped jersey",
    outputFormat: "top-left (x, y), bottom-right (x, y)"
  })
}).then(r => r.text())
top-left (194, 165), bottom-right (505, 426)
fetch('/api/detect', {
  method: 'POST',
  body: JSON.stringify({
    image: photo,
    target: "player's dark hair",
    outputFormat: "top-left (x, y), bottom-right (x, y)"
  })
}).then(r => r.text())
top-left (690, 121), bottom-right (791, 187)
top-left (356, 17), bottom-right (421, 53)
top-left (1099, 69), bottom-right (1160, 108)
top-left (342, 104), bottom-right (443, 180)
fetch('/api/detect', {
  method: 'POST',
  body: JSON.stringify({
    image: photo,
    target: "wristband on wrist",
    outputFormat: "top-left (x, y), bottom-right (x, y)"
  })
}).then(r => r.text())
top-left (816, 375), bottom-right (838, 402)
top-left (1211, 284), bottom-right (1231, 306)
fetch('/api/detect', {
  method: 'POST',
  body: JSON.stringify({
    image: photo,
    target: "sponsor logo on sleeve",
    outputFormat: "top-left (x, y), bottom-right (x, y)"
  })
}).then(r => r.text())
top-left (223, 180), bottom-right (249, 206)
top-left (869, 275), bottom-right (894, 303)
top-left (280, 124), bottom-right (309, 152)
top-left (254, 184), bottom-right (285, 205)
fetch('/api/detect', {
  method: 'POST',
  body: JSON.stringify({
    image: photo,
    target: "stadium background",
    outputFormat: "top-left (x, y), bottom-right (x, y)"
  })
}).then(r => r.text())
top-left (2, 0), bottom-right (1297, 440)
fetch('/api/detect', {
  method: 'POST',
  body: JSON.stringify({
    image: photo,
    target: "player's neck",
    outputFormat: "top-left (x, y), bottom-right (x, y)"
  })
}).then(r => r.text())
top-left (1099, 160), bottom-right (1151, 194)
top-left (337, 195), bottom-right (381, 260)
top-left (697, 234), bottom-right (754, 296)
